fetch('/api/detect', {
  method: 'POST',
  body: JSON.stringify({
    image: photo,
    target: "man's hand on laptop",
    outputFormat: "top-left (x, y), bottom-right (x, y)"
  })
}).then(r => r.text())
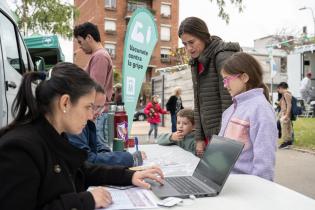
top-left (132, 166), bottom-right (164, 189)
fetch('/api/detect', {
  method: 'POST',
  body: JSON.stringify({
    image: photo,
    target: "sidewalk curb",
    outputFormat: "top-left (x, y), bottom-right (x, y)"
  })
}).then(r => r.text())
top-left (290, 147), bottom-right (315, 156)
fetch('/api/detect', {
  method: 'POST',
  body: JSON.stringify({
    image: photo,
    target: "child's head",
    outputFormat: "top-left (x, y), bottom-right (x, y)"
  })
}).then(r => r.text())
top-left (221, 52), bottom-right (269, 100)
top-left (151, 95), bottom-right (159, 103)
top-left (176, 109), bottom-right (194, 136)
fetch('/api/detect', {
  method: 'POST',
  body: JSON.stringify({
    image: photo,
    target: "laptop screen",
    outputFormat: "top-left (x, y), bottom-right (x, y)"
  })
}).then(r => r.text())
top-left (193, 135), bottom-right (244, 188)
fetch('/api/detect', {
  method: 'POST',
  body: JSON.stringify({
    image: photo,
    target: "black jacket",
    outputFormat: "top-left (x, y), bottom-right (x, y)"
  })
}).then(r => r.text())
top-left (166, 95), bottom-right (184, 115)
top-left (0, 117), bottom-right (134, 210)
top-left (190, 36), bottom-right (241, 141)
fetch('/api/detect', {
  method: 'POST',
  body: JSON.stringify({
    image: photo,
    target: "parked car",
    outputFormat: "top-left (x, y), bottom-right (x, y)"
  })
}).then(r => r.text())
top-left (133, 108), bottom-right (146, 121)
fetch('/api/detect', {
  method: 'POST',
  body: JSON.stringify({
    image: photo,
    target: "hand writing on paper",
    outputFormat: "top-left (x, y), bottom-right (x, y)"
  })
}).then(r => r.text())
top-left (132, 166), bottom-right (164, 189)
top-left (90, 186), bottom-right (113, 208)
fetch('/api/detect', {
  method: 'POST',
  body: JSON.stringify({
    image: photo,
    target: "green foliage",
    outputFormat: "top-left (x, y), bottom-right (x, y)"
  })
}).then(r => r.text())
top-left (210, 0), bottom-right (244, 24)
top-left (293, 118), bottom-right (315, 150)
top-left (14, 0), bottom-right (79, 38)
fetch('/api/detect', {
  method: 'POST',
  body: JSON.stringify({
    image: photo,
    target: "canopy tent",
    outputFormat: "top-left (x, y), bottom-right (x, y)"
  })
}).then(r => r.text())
top-left (24, 35), bottom-right (65, 70)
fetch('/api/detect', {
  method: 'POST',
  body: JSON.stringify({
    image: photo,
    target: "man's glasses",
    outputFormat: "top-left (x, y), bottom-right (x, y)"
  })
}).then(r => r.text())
top-left (223, 74), bottom-right (240, 87)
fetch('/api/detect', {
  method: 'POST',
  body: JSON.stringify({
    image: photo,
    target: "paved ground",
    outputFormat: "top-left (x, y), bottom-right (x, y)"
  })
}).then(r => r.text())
top-left (130, 121), bottom-right (315, 199)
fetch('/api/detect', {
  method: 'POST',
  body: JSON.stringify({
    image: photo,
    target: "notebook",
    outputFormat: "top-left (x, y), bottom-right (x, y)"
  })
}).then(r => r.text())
top-left (147, 135), bottom-right (244, 199)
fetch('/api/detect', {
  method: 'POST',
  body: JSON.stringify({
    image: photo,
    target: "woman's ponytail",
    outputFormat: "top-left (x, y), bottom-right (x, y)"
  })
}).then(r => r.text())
top-left (0, 72), bottom-right (45, 136)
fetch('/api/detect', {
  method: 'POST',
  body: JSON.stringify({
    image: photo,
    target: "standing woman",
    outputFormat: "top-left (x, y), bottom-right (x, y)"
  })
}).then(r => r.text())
top-left (166, 87), bottom-right (184, 132)
top-left (178, 17), bottom-right (241, 156)
top-left (0, 63), bottom-right (163, 210)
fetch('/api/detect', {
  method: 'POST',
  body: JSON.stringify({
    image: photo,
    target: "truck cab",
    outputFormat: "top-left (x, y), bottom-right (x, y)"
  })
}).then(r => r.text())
top-left (0, 1), bottom-right (34, 128)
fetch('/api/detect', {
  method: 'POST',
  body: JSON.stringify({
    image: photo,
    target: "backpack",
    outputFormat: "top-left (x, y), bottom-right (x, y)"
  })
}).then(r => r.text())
top-left (284, 96), bottom-right (302, 121)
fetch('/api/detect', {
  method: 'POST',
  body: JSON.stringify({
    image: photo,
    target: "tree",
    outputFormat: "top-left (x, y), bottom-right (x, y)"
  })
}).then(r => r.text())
top-left (14, 0), bottom-right (78, 38)
top-left (210, 0), bottom-right (244, 24)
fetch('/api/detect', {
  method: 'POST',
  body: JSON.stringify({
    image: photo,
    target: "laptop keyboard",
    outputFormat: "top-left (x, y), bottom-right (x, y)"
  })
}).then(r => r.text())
top-left (166, 176), bottom-right (207, 194)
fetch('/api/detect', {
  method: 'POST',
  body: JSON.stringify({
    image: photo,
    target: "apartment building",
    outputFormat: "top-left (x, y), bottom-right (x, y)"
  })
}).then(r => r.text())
top-left (73, 0), bottom-right (179, 82)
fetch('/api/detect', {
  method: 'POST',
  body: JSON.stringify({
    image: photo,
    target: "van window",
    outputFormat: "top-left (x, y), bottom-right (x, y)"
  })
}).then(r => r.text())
top-left (0, 13), bottom-right (24, 74)
top-left (18, 35), bottom-right (29, 72)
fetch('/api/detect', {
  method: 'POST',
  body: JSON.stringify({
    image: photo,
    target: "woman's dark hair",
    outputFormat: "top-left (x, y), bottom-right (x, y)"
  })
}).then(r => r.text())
top-left (222, 52), bottom-right (270, 101)
top-left (0, 62), bottom-right (96, 136)
top-left (74, 22), bottom-right (101, 42)
top-left (178, 17), bottom-right (211, 45)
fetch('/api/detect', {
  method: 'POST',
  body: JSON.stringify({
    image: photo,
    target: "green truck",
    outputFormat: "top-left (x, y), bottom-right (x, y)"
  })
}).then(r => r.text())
top-left (24, 34), bottom-right (65, 71)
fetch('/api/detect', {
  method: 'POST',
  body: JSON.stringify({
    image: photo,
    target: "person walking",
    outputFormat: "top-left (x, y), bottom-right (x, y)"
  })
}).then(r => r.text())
top-left (166, 87), bottom-right (184, 132)
top-left (218, 52), bottom-right (277, 181)
top-left (74, 22), bottom-right (113, 148)
top-left (144, 95), bottom-right (168, 141)
top-left (0, 63), bottom-right (164, 210)
top-left (178, 16), bottom-right (241, 156)
top-left (277, 82), bottom-right (294, 149)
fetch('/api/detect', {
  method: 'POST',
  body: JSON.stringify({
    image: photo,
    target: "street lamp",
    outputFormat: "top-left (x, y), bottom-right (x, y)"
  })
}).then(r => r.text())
top-left (299, 6), bottom-right (315, 38)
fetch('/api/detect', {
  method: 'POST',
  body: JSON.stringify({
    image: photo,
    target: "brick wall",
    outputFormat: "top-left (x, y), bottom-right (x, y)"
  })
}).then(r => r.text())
top-left (74, 0), bottom-right (179, 76)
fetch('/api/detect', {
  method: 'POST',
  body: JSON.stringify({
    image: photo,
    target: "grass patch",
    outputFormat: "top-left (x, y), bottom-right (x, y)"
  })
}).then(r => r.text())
top-left (293, 118), bottom-right (315, 150)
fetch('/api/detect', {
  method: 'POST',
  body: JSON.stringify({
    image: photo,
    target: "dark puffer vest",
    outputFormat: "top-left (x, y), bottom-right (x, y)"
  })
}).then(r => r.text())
top-left (190, 36), bottom-right (241, 141)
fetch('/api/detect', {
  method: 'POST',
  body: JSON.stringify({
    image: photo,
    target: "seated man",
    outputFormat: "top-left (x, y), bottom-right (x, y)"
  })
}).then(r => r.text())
top-left (67, 84), bottom-right (144, 167)
top-left (157, 109), bottom-right (195, 154)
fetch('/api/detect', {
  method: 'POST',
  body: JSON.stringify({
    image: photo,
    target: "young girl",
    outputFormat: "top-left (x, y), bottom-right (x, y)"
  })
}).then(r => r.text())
top-left (218, 52), bottom-right (277, 181)
top-left (144, 95), bottom-right (168, 141)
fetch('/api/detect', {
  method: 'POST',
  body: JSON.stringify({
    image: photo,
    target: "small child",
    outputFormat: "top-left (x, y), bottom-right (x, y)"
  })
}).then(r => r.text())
top-left (157, 109), bottom-right (195, 154)
top-left (144, 95), bottom-right (168, 140)
top-left (218, 52), bottom-right (277, 181)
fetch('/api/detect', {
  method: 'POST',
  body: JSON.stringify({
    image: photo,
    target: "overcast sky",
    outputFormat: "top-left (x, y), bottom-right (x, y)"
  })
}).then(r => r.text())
top-left (8, 0), bottom-right (315, 61)
top-left (179, 0), bottom-right (315, 47)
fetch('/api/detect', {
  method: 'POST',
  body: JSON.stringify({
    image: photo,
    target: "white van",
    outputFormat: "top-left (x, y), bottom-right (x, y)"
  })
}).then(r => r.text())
top-left (0, 1), bottom-right (34, 128)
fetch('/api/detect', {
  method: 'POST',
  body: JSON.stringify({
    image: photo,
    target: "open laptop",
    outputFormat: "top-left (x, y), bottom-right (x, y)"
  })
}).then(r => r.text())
top-left (147, 135), bottom-right (244, 199)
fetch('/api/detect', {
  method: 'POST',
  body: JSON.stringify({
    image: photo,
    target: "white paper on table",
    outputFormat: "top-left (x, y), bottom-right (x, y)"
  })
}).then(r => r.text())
top-left (99, 187), bottom-right (158, 210)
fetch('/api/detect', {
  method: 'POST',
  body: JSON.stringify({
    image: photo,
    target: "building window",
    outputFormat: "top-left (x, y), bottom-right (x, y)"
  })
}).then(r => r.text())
top-left (105, 0), bottom-right (116, 9)
top-left (104, 19), bottom-right (116, 33)
top-left (161, 3), bottom-right (171, 17)
top-left (160, 26), bottom-right (171, 41)
top-left (127, 1), bottom-right (147, 12)
top-left (105, 43), bottom-right (116, 59)
top-left (160, 48), bottom-right (171, 63)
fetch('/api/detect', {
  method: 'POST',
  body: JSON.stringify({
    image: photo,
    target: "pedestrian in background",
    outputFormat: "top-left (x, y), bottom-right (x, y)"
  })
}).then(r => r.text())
top-left (219, 52), bottom-right (277, 181)
top-left (0, 63), bottom-right (164, 209)
top-left (277, 82), bottom-right (294, 149)
top-left (166, 87), bottom-right (184, 132)
top-left (178, 16), bottom-right (241, 156)
top-left (144, 95), bottom-right (168, 142)
top-left (299, 72), bottom-right (313, 104)
top-left (74, 22), bottom-right (113, 148)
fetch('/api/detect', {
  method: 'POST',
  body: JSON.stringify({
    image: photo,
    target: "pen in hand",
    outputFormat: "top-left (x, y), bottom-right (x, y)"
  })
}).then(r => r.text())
top-left (135, 136), bottom-right (139, 151)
